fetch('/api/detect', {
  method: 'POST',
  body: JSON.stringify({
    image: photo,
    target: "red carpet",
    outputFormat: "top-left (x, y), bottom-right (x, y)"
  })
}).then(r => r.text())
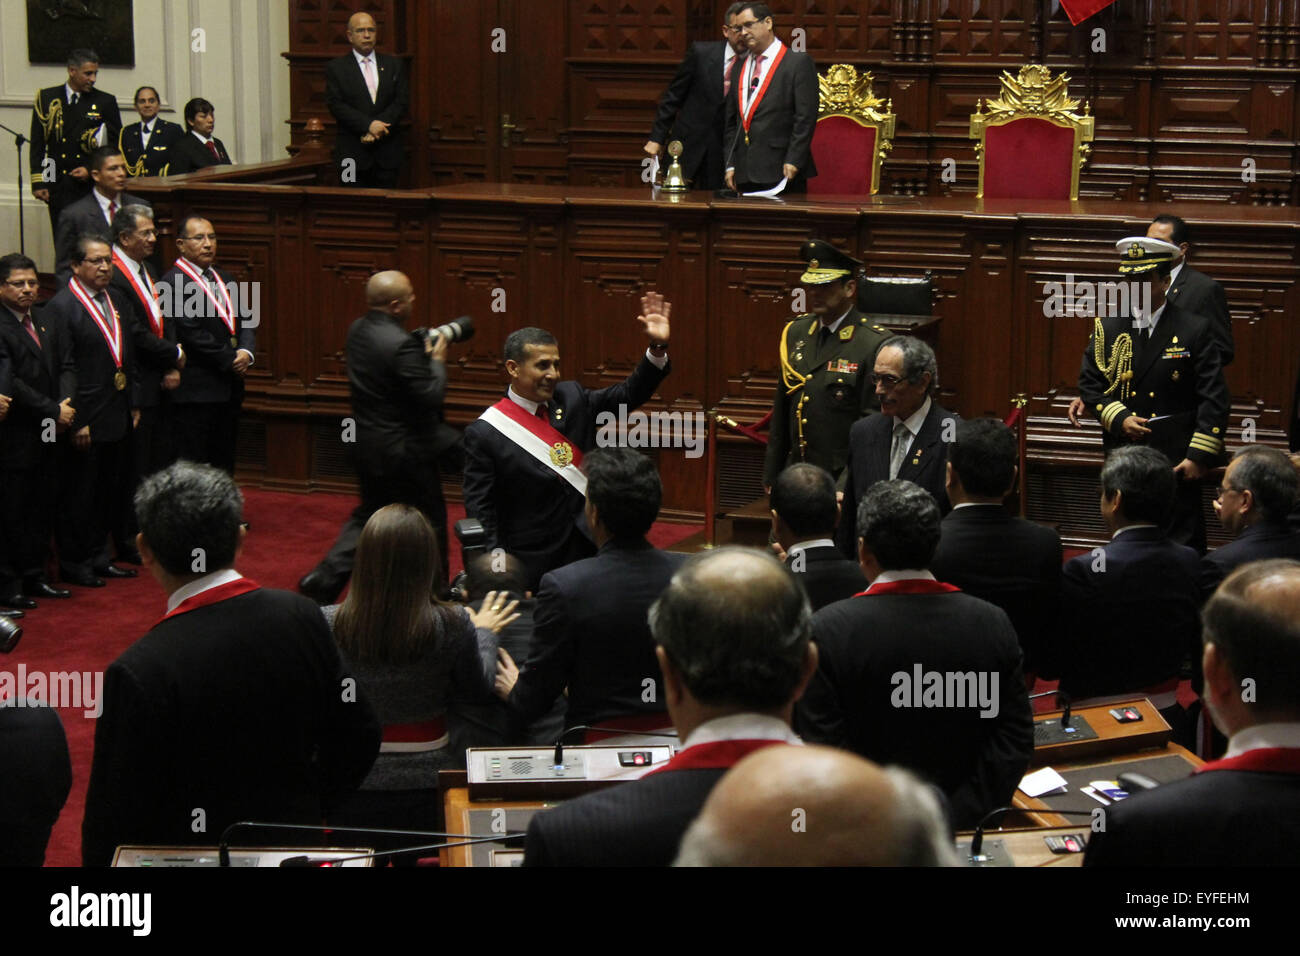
top-left (4, 487), bottom-right (699, 867)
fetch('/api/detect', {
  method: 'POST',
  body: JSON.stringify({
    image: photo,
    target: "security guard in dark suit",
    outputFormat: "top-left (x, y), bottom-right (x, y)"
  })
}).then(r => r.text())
top-left (764, 240), bottom-right (890, 490)
top-left (1077, 235), bottom-right (1230, 553)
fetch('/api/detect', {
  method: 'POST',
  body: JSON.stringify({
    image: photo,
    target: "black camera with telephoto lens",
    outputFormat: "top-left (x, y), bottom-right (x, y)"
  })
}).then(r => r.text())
top-left (414, 315), bottom-right (475, 348)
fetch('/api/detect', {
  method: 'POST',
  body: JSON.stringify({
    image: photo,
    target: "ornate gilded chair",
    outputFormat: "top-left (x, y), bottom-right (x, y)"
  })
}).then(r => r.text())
top-left (969, 64), bottom-right (1094, 200)
top-left (808, 65), bottom-right (895, 197)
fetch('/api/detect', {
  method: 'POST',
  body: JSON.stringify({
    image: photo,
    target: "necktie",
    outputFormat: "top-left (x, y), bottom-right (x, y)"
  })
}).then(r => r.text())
top-left (817, 325), bottom-right (831, 351)
top-left (723, 57), bottom-right (733, 97)
top-left (536, 404), bottom-right (548, 422)
top-left (142, 123), bottom-right (151, 147)
top-left (107, 199), bottom-right (118, 222)
top-left (889, 420), bottom-right (910, 480)
top-left (206, 140), bottom-right (221, 161)
top-left (70, 92), bottom-right (80, 106)
top-left (21, 314), bottom-right (41, 349)
top-left (363, 57), bottom-right (378, 102)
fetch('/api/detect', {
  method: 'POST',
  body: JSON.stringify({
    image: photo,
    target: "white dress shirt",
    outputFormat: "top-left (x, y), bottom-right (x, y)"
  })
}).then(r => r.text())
top-left (680, 712), bottom-right (802, 751)
top-left (166, 568), bottom-right (244, 614)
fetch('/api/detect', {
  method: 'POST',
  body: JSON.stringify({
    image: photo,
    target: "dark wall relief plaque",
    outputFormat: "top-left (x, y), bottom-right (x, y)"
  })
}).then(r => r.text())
top-left (27, 0), bottom-right (135, 67)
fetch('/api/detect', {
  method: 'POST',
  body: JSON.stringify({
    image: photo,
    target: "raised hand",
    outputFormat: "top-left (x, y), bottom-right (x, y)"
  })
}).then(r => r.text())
top-left (635, 291), bottom-right (671, 344)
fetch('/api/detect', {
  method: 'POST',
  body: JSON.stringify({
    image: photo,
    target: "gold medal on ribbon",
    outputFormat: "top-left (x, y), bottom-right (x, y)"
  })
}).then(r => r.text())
top-left (549, 442), bottom-right (574, 469)
top-left (230, 335), bottom-right (238, 347)
top-left (114, 370), bottom-right (127, 391)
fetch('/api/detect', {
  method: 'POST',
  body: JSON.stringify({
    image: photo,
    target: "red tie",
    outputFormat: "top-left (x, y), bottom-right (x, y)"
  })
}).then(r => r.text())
top-left (108, 199), bottom-right (118, 221)
top-left (206, 141), bottom-right (220, 161)
top-left (536, 404), bottom-right (548, 421)
top-left (21, 314), bottom-right (41, 348)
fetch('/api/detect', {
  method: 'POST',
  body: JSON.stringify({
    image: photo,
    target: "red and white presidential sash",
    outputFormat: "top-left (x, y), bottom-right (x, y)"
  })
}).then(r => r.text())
top-left (113, 249), bottom-right (163, 337)
top-left (158, 576), bottom-right (261, 625)
top-left (739, 43), bottom-right (788, 139)
top-left (1195, 747), bottom-right (1300, 776)
top-left (69, 278), bottom-right (125, 378)
top-left (645, 738), bottom-right (789, 776)
top-left (478, 397), bottom-right (587, 495)
top-left (173, 257), bottom-right (236, 336)
top-left (855, 579), bottom-right (961, 598)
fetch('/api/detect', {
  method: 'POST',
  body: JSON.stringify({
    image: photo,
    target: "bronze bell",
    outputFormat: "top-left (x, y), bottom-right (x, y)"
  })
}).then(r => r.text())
top-left (660, 140), bottom-right (690, 193)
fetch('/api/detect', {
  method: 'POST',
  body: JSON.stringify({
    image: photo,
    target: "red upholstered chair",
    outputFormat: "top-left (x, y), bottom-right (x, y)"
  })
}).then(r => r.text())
top-left (969, 64), bottom-right (1094, 200)
top-left (808, 65), bottom-right (895, 197)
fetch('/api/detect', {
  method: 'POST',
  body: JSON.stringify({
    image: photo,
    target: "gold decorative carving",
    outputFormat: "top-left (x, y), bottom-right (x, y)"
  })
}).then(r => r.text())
top-left (816, 65), bottom-right (896, 195)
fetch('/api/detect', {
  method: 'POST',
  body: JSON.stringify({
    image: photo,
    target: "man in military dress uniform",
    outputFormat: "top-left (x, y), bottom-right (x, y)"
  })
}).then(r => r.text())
top-left (1076, 236), bottom-right (1230, 553)
top-left (763, 239), bottom-right (890, 491)
top-left (119, 86), bottom-right (185, 178)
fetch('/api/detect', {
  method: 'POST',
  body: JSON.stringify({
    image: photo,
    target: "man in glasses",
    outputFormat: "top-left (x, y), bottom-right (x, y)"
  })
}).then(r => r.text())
top-left (1200, 446), bottom-right (1300, 598)
top-left (836, 335), bottom-right (957, 557)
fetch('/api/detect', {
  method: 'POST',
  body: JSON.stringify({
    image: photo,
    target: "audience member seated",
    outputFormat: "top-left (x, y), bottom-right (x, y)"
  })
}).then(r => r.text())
top-left (522, 547), bottom-right (816, 866)
top-left (770, 462), bottom-right (866, 610)
top-left (930, 418), bottom-right (1062, 681)
top-left (495, 448), bottom-right (687, 740)
top-left (1049, 446), bottom-right (1200, 740)
top-left (0, 700), bottom-right (72, 866)
top-left (1085, 559), bottom-right (1300, 866)
top-left (81, 462), bottom-right (382, 865)
top-left (796, 479), bottom-right (1033, 830)
top-left (167, 97), bottom-right (233, 173)
top-left (674, 745), bottom-right (959, 866)
top-left (324, 503), bottom-right (517, 831)
top-left (1201, 445), bottom-right (1300, 598)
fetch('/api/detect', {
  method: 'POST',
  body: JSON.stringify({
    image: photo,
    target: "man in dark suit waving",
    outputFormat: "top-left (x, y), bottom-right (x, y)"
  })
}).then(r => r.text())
top-left (462, 294), bottom-right (672, 590)
top-left (644, 3), bottom-right (748, 191)
top-left (325, 11), bottom-right (410, 189)
top-left (723, 3), bottom-right (819, 193)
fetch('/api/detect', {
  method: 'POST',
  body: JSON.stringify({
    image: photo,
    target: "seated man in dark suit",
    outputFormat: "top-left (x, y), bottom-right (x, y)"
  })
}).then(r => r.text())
top-left (837, 335), bottom-right (957, 557)
top-left (1086, 559), bottom-right (1300, 866)
top-left (930, 418), bottom-right (1062, 682)
top-left (522, 547), bottom-right (815, 866)
top-left (462, 296), bottom-right (671, 590)
top-left (770, 462), bottom-right (865, 610)
top-left (797, 480), bottom-right (1033, 829)
top-left (81, 461), bottom-right (380, 865)
top-left (166, 98), bottom-right (233, 174)
top-left (0, 700), bottom-right (72, 866)
top-left (495, 448), bottom-right (687, 737)
top-left (1049, 446), bottom-right (1200, 737)
top-left (54, 146), bottom-right (148, 281)
top-left (1201, 445), bottom-right (1300, 598)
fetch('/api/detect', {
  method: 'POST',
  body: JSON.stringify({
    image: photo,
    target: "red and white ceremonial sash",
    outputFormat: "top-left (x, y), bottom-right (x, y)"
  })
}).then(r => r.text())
top-left (739, 43), bottom-right (788, 137)
top-left (113, 249), bottom-right (163, 337)
top-left (1195, 747), bottom-right (1300, 776)
top-left (158, 577), bottom-right (261, 624)
top-left (69, 278), bottom-right (124, 373)
top-left (645, 738), bottom-right (789, 776)
top-left (854, 579), bottom-right (961, 598)
top-left (173, 257), bottom-right (235, 336)
top-left (477, 397), bottom-right (587, 496)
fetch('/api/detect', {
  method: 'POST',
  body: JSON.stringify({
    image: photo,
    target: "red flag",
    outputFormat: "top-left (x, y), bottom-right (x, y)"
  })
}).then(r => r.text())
top-left (1060, 0), bottom-right (1117, 25)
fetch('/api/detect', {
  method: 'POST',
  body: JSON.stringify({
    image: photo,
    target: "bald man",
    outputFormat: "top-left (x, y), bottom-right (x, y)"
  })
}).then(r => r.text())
top-left (325, 11), bottom-right (409, 188)
top-left (300, 271), bottom-right (457, 604)
top-left (1085, 559), bottom-right (1300, 866)
top-left (674, 744), bottom-right (959, 866)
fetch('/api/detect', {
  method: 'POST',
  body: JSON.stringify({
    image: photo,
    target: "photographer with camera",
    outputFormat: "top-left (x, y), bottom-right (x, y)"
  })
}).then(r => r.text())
top-left (299, 271), bottom-right (468, 604)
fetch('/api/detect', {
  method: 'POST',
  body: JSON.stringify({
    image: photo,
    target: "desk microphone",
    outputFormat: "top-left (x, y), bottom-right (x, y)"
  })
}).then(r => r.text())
top-left (1029, 689), bottom-right (1072, 728)
top-left (217, 821), bottom-right (522, 867)
top-left (279, 833), bottom-right (528, 867)
top-left (966, 806), bottom-right (1097, 862)
top-left (552, 725), bottom-right (679, 769)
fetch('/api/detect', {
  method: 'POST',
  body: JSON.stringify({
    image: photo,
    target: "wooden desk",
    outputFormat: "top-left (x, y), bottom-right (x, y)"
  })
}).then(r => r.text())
top-left (1030, 696), bottom-right (1171, 766)
top-left (955, 825), bottom-right (1094, 868)
top-left (441, 786), bottom-right (553, 868)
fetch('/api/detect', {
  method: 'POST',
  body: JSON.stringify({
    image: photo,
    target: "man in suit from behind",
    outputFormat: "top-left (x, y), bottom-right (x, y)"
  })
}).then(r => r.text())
top-left (0, 701), bottom-right (71, 866)
top-left (82, 462), bottom-right (381, 866)
top-left (0, 254), bottom-right (76, 610)
top-left (1086, 559), bottom-right (1300, 867)
top-left (930, 418), bottom-right (1062, 682)
top-left (495, 448), bottom-right (688, 735)
top-left (462, 297), bottom-right (672, 591)
top-left (771, 462), bottom-right (866, 611)
top-left (325, 11), bottom-right (410, 189)
top-left (522, 547), bottom-right (816, 866)
top-left (299, 270), bottom-right (453, 604)
top-left (836, 335), bottom-right (957, 557)
top-left (54, 147), bottom-right (149, 283)
top-left (1201, 445), bottom-right (1300, 598)
top-left (166, 98), bottom-right (233, 174)
top-left (119, 86), bottom-right (185, 178)
top-left (644, 2), bottom-right (748, 191)
top-left (723, 3), bottom-right (819, 193)
top-left (796, 480), bottom-right (1033, 830)
top-left (30, 49), bottom-right (122, 234)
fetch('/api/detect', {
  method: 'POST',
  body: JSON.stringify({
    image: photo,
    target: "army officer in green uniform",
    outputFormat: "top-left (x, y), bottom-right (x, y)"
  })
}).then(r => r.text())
top-left (763, 239), bottom-right (891, 491)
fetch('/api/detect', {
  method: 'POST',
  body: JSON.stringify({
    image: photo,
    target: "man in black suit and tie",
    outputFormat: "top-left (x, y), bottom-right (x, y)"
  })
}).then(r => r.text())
top-left (82, 462), bottom-right (381, 865)
top-left (46, 237), bottom-right (139, 588)
top-left (930, 418), bottom-right (1062, 681)
top-left (1201, 446), bottom-right (1300, 597)
top-left (462, 295), bottom-right (672, 591)
top-left (836, 335), bottom-right (957, 557)
top-left (644, 3), bottom-right (748, 191)
top-left (796, 480), bottom-right (1034, 830)
top-left (54, 147), bottom-right (149, 282)
top-left (325, 11), bottom-right (410, 189)
top-left (494, 449), bottom-right (687, 735)
top-left (298, 271), bottom-right (454, 604)
top-left (522, 547), bottom-right (816, 866)
top-left (0, 254), bottom-right (75, 609)
top-left (119, 86), bottom-right (185, 178)
top-left (166, 98), bottom-right (233, 174)
top-left (770, 463), bottom-right (865, 610)
top-left (30, 49), bottom-right (122, 235)
top-left (723, 3), bottom-right (819, 193)
top-left (1085, 559), bottom-right (1300, 867)
top-left (159, 215), bottom-right (255, 473)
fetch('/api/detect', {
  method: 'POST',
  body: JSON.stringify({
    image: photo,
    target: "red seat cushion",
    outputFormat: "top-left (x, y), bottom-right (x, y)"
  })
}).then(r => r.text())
top-left (809, 117), bottom-right (878, 196)
top-left (982, 117), bottom-right (1077, 200)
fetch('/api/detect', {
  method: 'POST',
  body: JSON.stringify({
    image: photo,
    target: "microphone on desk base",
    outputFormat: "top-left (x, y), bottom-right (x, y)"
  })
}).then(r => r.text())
top-left (552, 725), bottom-right (679, 769)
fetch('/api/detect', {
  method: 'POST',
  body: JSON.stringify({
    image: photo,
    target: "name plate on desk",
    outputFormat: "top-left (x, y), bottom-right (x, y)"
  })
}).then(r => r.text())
top-left (466, 745), bottom-right (677, 801)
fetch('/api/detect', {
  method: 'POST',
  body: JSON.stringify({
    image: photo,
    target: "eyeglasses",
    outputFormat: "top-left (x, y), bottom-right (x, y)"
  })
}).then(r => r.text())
top-left (3, 279), bottom-right (39, 289)
top-left (1215, 485), bottom-right (1239, 501)
top-left (180, 234), bottom-right (217, 242)
top-left (81, 256), bottom-right (112, 266)
top-left (737, 19), bottom-right (766, 31)
top-left (870, 373), bottom-right (905, 389)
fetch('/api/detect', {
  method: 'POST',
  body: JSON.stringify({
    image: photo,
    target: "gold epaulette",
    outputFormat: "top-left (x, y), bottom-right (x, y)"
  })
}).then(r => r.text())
top-left (1093, 317), bottom-right (1134, 401)
top-left (778, 319), bottom-right (807, 395)
top-left (119, 127), bottom-right (146, 177)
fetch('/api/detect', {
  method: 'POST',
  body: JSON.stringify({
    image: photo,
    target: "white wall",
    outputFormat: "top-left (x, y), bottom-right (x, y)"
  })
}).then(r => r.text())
top-left (0, 0), bottom-right (290, 270)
